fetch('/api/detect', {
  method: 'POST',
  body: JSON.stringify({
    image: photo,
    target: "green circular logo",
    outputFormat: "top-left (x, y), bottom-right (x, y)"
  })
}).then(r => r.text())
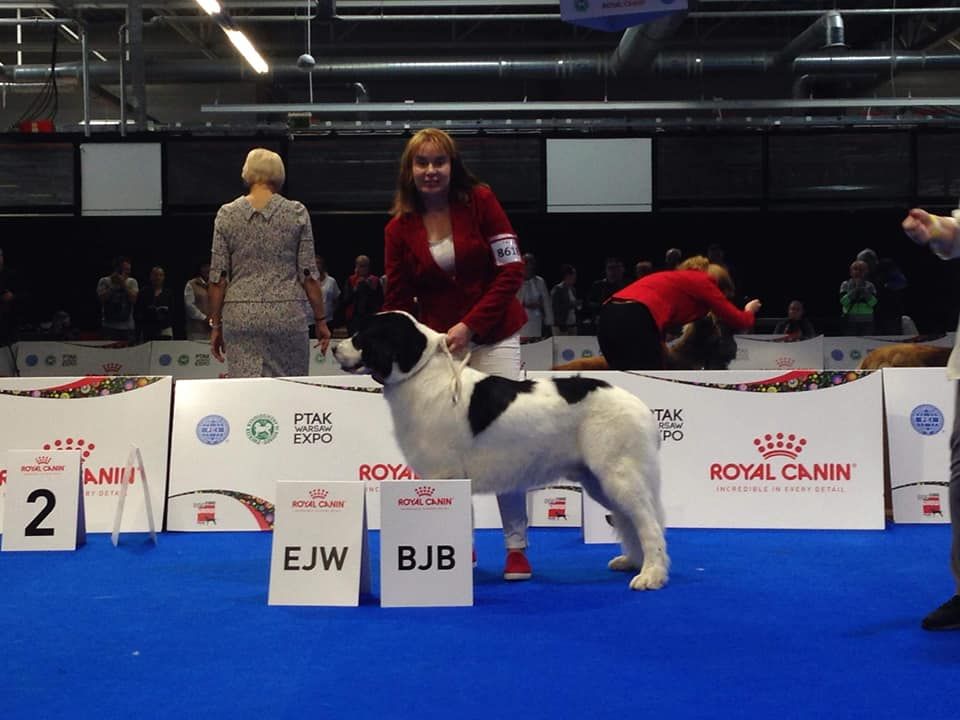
top-left (177, 354), bottom-right (191, 366)
top-left (246, 413), bottom-right (279, 444)
top-left (575, 0), bottom-right (589, 11)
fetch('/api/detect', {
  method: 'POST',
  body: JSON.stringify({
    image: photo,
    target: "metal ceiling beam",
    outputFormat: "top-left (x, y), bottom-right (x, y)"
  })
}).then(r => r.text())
top-left (199, 98), bottom-right (960, 114)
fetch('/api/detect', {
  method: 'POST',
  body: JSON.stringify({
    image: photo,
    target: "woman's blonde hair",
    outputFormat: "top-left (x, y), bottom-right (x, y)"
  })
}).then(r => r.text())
top-left (390, 128), bottom-right (483, 216)
top-left (241, 148), bottom-right (285, 191)
top-left (678, 254), bottom-right (736, 298)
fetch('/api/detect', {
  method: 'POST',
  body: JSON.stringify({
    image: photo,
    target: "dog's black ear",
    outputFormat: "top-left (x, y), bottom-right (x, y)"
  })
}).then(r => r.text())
top-left (359, 332), bottom-right (397, 379)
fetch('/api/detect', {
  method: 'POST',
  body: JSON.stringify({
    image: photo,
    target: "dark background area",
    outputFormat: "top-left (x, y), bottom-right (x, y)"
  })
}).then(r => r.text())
top-left (2, 129), bottom-right (960, 338)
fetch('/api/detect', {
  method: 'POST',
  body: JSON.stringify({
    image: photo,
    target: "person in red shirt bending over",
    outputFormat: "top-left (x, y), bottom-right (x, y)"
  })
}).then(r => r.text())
top-left (383, 128), bottom-right (532, 581)
top-left (598, 255), bottom-right (762, 370)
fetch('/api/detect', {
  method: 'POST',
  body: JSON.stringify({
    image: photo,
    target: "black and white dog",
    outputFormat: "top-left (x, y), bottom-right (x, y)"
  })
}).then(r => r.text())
top-left (334, 311), bottom-right (669, 590)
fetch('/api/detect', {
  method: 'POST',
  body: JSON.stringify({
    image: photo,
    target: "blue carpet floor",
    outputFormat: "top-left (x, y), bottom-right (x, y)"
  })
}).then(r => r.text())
top-left (1, 525), bottom-right (958, 720)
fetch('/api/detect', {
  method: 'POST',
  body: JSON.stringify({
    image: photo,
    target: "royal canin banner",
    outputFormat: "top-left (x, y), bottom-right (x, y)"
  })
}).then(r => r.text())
top-left (824, 334), bottom-right (955, 370)
top-left (530, 369), bottom-right (885, 529)
top-left (729, 335), bottom-right (824, 371)
top-left (0, 376), bottom-right (172, 532)
top-left (15, 341), bottom-right (152, 377)
top-left (882, 368), bottom-right (953, 524)
top-left (166, 375), bottom-right (504, 531)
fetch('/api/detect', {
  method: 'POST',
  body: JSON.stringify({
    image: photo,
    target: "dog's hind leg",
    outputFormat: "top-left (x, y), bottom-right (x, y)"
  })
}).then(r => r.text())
top-left (587, 457), bottom-right (669, 591)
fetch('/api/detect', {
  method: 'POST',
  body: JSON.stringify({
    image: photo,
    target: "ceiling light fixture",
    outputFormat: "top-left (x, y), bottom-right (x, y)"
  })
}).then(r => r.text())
top-left (223, 28), bottom-right (269, 74)
top-left (195, 0), bottom-right (222, 16)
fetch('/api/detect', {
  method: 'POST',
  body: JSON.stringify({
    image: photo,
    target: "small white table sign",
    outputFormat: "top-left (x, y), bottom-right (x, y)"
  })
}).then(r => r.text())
top-left (111, 445), bottom-right (158, 547)
top-left (2, 450), bottom-right (86, 551)
top-left (268, 481), bottom-right (370, 607)
top-left (379, 479), bottom-right (473, 608)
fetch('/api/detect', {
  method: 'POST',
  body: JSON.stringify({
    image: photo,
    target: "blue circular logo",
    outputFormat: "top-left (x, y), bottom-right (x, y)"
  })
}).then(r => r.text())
top-left (562, 349), bottom-right (575, 362)
top-left (911, 404), bottom-right (944, 436)
top-left (830, 349), bottom-right (844, 361)
top-left (196, 414), bottom-right (230, 445)
top-left (158, 354), bottom-right (172, 366)
top-left (25, 354), bottom-right (38, 367)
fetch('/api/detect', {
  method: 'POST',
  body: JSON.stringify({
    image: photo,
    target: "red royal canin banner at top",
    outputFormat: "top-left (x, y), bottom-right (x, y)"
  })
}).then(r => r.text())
top-left (559, 0), bottom-right (687, 32)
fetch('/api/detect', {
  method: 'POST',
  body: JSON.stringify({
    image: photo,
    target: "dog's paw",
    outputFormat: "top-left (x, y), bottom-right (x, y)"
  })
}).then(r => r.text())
top-left (607, 554), bottom-right (638, 572)
top-left (629, 565), bottom-right (668, 591)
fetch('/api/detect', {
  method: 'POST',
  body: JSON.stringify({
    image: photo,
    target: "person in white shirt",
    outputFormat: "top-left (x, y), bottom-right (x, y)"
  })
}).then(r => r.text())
top-left (517, 253), bottom-right (553, 338)
top-left (183, 262), bottom-right (211, 341)
top-left (314, 255), bottom-right (341, 326)
top-left (97, 256), bottom-right (138, 343)
top-left (902, 207), bottom-right (960, 631)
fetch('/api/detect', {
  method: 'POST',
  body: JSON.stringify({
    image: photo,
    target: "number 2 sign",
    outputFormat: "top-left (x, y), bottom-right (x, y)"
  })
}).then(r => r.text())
top-left (2, 450), bottom-right (86, 551)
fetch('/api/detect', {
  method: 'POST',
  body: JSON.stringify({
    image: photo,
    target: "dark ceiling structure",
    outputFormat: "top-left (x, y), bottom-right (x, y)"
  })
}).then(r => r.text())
top-left (1, 1), bottom-right (960, 132)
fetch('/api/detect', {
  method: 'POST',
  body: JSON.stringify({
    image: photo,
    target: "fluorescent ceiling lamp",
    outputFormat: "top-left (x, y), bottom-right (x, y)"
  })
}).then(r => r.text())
top-left (196, 0), bottom-right (222, 15)
top-left (223, 28), bottom-right (269, 74)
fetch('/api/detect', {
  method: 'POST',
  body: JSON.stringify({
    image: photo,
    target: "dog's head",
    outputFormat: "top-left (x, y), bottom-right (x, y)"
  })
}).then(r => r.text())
top-left (333, 311), bottom-right (443, 384)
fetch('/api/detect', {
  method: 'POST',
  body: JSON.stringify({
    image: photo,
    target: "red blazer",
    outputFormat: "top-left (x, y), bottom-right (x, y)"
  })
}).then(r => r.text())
top-left (384, 185), bottom-right (526, 344)
top-left (610, 270), bottom-right (756, 334)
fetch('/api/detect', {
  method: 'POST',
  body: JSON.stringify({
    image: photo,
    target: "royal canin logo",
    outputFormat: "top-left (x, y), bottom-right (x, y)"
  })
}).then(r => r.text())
top-left (292, 487), bottom-right (345, 510)
top-left (710, 432), bottom-right (853, 482)
top-left (397, 484), bottom-right (453, 508)
top-left (775, 356), bottom-right (796, 369)
top-left (358, 463), bottom-right (421, 481)
top-left (102, 362), bottom-right (123, 375)
top-left (1, 436), bottom-right (139, 487)
top-left (19, 453), bottom-right (67, 474)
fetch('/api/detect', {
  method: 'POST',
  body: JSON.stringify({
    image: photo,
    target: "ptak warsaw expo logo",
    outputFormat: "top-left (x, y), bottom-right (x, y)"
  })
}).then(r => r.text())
top-left (910, 404), bottom-right (944, 436)
top-left (196, 415), bottom-right (230, 445)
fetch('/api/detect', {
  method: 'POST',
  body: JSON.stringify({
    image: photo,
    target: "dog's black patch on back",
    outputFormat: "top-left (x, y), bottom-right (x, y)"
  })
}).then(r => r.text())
top-left (553, 376), bottom-right (610, 404)
top-left (356, 313), bottom-right (428, 379)
top-left (468, 376), bottom-right (536, 436)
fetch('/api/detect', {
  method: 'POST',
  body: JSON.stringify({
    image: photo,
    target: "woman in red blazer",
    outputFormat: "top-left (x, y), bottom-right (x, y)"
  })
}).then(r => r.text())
top-left (384, 128), bottom-right (532, 581)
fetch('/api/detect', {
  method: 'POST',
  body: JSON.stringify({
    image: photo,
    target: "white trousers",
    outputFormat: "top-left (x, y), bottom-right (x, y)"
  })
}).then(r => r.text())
top-left (468, 333), bottom-right (529, 550)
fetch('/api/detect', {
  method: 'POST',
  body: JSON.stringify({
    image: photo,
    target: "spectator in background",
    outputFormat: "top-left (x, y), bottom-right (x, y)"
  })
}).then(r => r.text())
top-left (341, 254), bottom-right (384, 335)
top-left (551, 264), bottom-right (580, 335)
top-left (840, 259), bottom-right (877, 336)
top-left (774, 300), bottom-right (816, 341)
top-left (97, 255), bottom-right (138, 343)
top-left (206, 148), bottom-right (330, 377)
top-left (635, 260), bottom-right (654, 279)
top-left (184, 262), bottom-right (212, 341)
top-left (664, 247), bottom-right (683, 270)
top-left (857, 247), bottom-right (909, 335)
top-left (0, 247), bottom-right (18, 346)
top-left (584, 257), bottom-right (627, 332)
top-left (136, 266), bottom-right (174, 341)
top-left (517, 252), bottom-right (553, 339)
top-left (310, 255), bottom-right (340, 338)
top-left (383, 127), bottom-right (531, 581)
top-left (901, 207), bottom-right (960, 631)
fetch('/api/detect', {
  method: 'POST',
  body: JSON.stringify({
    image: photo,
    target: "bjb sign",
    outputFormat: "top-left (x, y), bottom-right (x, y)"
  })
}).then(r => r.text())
top-left (560, 0), bottom-right (687, 32)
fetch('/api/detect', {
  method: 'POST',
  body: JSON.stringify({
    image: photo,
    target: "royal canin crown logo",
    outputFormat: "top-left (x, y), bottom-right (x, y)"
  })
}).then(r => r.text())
top-left (775, 357), bottom-right (796, 369)
top-left (43, 437), bottom-right (96, 460)
top-left (310, 488), bottom-right (328, 499)
top-left (291, 487), bottom-right (344, 510)
top-left (710, 431), bottom-right (853, 484)
top-left (35, 455), bottom-right (52, 465)
top-left (398, 484), bottom-right (454, 508)
top-left (754, 432), bottom-right (807, 460)
top-left (102, 362), bottom-right (123, 374)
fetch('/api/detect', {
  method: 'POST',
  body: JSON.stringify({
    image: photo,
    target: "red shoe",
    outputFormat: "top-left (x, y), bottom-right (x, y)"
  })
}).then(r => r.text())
top-left (503, 550), bottom-right (532, 581)
top-left (472, 548), bottom-right (477, 568)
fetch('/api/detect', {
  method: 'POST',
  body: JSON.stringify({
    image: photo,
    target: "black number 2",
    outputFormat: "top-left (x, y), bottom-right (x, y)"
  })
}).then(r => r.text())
top-left (25, 489), bottom-right (56, 537)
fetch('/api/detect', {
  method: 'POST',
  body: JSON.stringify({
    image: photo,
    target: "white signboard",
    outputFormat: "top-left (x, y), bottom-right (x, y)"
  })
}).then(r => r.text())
top-left (0, 376), bottom-right (171, 533)
top-left (149, 341), bottom-right (226, 379)
top-left (532, 369), bottom-right (885, 529)
top-left (552, 335), bottom-right (602, 367)
top-left (268, 481), bottom-right (370, 606)
top-left (167, 376), bottom-right (503, 531)
top-left (520, 338), bottom-right (554, 372)
top-left (883, 368), bottom-right (954, 524)
top-left (379, 479), bottom-right (473, 608)
top-left (15, 342), bottom-right (152, 377)
top-left (583, 490), bottom-right (618, 544)
top-left (2, 450), bottom-right (85, 551)
top-left (729, 335), bottom-right (824, 371)
top-left (823, 335), bottom-right (953, 370)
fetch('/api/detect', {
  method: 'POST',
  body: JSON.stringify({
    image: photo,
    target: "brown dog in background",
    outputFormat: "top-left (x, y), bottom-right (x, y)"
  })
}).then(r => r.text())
top-left (858, 344), bottom-right (951, 369)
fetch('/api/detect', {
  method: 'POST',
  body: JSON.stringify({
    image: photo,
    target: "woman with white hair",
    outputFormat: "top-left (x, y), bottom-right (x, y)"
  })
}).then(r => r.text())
top-left (206, 148), bottom-right (331, 377)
